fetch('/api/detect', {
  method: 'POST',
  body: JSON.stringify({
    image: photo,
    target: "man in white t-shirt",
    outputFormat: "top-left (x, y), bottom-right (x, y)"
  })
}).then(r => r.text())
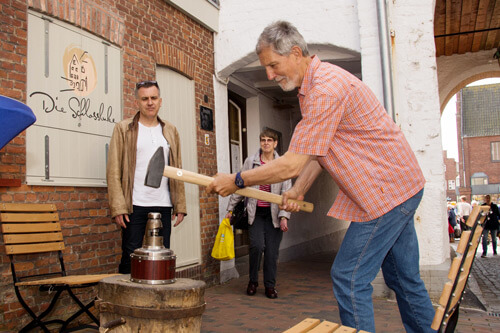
top-left (107, 80), bottom-right (187, 274)
top-left (456, 195), bottom-right (472, 231)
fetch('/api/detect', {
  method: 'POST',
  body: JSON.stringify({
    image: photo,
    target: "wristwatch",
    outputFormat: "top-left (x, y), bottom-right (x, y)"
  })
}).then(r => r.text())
top-left (234, 172), bottom-right (245, 188)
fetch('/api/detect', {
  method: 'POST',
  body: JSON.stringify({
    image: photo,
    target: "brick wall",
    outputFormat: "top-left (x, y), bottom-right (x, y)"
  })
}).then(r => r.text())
top-left (0, 0), bottom-right (219, 331)
top-left (456, 90), bottom-right (500, 199)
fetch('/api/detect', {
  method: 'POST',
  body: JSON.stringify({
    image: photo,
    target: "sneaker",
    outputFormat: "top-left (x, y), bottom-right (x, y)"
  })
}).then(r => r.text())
top-left (481, 254), bottom-right (487, 258)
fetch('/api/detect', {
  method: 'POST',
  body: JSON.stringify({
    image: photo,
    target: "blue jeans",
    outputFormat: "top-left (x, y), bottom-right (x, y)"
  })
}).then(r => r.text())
top-left (331, 189), bottom-right (435, 332)
top-left (481, 228), bottom-right (498, 255)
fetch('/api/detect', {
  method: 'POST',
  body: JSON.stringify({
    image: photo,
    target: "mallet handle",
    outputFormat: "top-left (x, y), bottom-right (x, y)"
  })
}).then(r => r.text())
top-left (163, 166), bottom-right (314, 213)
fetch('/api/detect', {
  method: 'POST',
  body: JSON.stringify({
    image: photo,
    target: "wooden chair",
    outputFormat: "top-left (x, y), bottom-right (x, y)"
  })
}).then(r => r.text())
top-left (431, 204), bottom-right (489, 333)
top-left (283, 205), bottom-right (490, 333)
top-left (283, 318), bottom-right (371, 333)
top-left (0, 203), bottom-right (118, 332)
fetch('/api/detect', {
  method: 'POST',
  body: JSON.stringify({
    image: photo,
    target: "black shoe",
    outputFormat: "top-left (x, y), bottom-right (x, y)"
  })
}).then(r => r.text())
top-left (481, 253), bottom-right (487, 258)
top-left (265, 287), bottom-right (278, 299)
top-left (247, 281), bottom-right (258, 296)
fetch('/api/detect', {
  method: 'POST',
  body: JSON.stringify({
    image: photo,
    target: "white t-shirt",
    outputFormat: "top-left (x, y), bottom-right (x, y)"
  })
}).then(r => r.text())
top-left (456, 201), bottom-right (472, 218)
top-left (133, 122), bottom-right (172, 207)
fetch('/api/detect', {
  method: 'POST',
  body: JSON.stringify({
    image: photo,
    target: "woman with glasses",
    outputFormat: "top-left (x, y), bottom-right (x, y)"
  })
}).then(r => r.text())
top-left (225, 129), bottom-right (292, 299)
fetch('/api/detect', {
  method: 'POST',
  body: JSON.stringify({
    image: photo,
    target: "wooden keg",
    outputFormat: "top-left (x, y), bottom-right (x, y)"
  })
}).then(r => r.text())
top-left (98, 275), bottom-right (206, 333)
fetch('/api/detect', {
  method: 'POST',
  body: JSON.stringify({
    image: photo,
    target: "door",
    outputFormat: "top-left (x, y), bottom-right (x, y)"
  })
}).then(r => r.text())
top-left (228, 98), bottom-right (249, 257)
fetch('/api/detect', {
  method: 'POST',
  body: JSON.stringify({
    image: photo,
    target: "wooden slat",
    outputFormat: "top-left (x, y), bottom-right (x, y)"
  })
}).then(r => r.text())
top-left (456, 230), bottom-right (471, 254)
top-left (0, 203), bottom-right (57, 212)
top-left (459, 251), bottom-right (475, 278)
top-left (449, 274), bottom-right (468, 309)
top-left (432, 306), bottom-right (446, 330)
top-left (16, 274), bottom-right (120, 286)
top-left (1, 222), bottom-right (61, 233)
top-left (284, 318), bottom-right (321, 333)
top-left (5, 241), bottom-right (65, 255)
top-left (332, 326), bottom-right (356, 333)
top-left (471, 223), bottom-right (484, 244)
top-left (0, 212), bottom-right (59, 222)
top-left (3, 232), bottom-right (63, 244)
top-left (308, 321), bottom-right (339, 333)
top-left (439, 281), bottom-right (454, 306)
top-left (447, 256), bottom-right (462, 280)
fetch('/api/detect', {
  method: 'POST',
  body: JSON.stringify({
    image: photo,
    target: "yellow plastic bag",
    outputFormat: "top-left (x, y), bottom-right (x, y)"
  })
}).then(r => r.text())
top-left (211, 218), bottom-right (235, 260)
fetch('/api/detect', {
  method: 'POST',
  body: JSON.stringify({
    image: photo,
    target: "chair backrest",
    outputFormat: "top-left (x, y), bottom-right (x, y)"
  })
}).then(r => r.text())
top-left (431, 205), bottom-right (490, 331)
top-left (0, 203), bottom-right (64, 255)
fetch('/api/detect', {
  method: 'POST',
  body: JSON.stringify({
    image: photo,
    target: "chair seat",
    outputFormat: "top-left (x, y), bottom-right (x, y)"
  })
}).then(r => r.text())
top-left (16, 273), bottom-right (120, 286)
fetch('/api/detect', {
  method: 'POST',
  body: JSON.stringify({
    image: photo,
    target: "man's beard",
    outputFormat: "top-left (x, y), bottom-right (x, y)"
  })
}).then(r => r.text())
top-left (276, 76), bottom-right (296, 92)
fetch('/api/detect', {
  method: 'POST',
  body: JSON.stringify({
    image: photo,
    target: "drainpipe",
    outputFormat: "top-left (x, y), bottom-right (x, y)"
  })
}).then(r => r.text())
top-left (460, 92), bottom-right (467, 188)
top-left (376, 0), bottom-right (395, 121)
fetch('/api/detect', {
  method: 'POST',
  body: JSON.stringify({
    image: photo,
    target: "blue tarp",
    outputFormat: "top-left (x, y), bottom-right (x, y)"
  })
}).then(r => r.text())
top-left (0, 95), bottom-right (36, 150)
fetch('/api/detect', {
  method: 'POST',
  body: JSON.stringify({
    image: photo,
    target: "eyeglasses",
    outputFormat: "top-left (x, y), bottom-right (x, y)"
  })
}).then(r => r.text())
top-left (136, 80), bottom-right (159, 90)
top-left (260, 138), bottom-right (275, 143)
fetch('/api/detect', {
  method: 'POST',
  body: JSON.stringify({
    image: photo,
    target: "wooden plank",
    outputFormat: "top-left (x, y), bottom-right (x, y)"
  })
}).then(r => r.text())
top-left (456, 230), bottom-right (471, 254)
top-left (3, 232), bottom-right (63, 244)
top-left (5, 241), bottom-right (65, 255)
top-left (449, 274), bottom-right (468, 309)
top-left (471, 0), bottom-right (490, 51)
top-left (458, 0), bottom-right (474, 54)
top-left (308, 320), bottom-right (339, 333)
top-left (458, 250), bottom-right (476, 278)
top-left (0, 203), bottom-right (57, 212)
top-left (471, 223), bottom-right (484, 245)
top-left (332, 326), bottom-right (356, 333)
top-left (465, 205), bottom-right (481, 228)
top-left (438, 281), bottom-right (454, 306)
top-left (432, 306), bottom-right (446, 330)
top-left (283, 318), bottom-right (321, 333)
top-left (16, 273), bottom-right (120, 286)
top-left (447, 256), bottom-right (462, 280)
top-left (1, 222), bottom-right (61, 233)
top-left (484, 0), bottom-right (500, 49)
top-left (0, 212), bottom-right (59, 223)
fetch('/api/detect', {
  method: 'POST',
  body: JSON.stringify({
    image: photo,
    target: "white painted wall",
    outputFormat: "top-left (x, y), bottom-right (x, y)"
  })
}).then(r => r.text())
top-left (214, 0), bottom-right (448, 275)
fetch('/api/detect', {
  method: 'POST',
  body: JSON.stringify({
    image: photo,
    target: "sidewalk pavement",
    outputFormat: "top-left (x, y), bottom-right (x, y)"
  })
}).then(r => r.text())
top-left (201, 246), bottom-right (500, 332)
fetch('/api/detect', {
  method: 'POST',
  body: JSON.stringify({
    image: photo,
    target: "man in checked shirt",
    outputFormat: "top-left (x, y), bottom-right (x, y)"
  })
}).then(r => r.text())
top-left (208, 21), bottom-right (435, 333)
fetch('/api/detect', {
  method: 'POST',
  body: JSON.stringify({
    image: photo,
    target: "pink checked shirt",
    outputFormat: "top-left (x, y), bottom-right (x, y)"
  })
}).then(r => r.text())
top-left (289, 56), bottom-right (425, 222)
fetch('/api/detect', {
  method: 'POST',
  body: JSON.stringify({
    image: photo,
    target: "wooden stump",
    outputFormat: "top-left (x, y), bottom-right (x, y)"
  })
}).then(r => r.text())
top-left (98, 275), bottom-right (206, 332)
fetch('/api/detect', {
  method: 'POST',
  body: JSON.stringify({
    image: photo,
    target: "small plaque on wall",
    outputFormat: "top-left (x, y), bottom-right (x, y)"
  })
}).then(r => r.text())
top-left (200, 106), bottom-right (213, 131)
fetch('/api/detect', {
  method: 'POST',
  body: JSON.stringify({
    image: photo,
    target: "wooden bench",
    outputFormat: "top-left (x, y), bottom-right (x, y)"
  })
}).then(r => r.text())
top-left (283, 318), bottom-right (370, 333)
top-left (0, 203), bottom-right (118, 332)
top-left (283, 205), bottom-right (490, 333)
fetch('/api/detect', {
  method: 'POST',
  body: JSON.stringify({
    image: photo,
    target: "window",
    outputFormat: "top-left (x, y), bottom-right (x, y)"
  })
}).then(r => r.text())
top-left (471, 172), bottom-right (488, 186)
top-left (26, 11), bottom-right (121, 186)
top-left (492, 142), bottom-right (500, 162)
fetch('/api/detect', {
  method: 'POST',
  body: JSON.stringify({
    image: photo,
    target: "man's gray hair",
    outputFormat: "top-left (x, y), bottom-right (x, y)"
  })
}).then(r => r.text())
top-left (256, 21), bottom-right (309, 57)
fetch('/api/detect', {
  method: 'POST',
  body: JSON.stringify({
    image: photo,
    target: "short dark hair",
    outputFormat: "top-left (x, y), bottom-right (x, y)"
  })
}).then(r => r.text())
top-left (260, 129), bottom-right (278, 142)
top-left (135, 80), bottom-right (160, 97)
